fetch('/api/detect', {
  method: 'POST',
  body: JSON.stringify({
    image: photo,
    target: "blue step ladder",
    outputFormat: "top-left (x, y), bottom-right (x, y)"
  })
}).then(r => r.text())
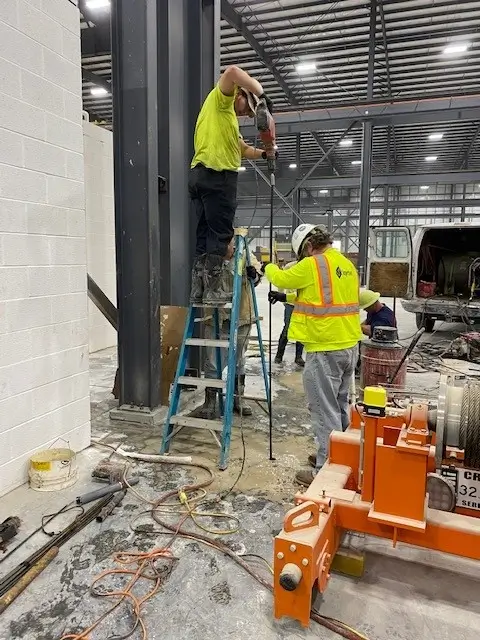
top-left (160, 229), bottom-right (270, 470)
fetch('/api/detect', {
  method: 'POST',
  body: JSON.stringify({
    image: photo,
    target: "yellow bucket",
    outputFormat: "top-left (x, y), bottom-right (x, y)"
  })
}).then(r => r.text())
top-left (29, 447), bottom-right (78, 492)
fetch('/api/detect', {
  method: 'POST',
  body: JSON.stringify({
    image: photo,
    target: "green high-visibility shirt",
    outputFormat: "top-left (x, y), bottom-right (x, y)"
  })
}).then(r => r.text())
top-left (191, 83), bottom-right (241, 172)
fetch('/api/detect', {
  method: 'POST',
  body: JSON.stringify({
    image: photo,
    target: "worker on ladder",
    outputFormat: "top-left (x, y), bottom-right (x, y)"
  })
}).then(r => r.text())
top-left (189, 65), bottom-right (274, 305)
top-left (190, 236), bottom-right (263, 420)
top-left (264, 224), bottom-right (362, 486)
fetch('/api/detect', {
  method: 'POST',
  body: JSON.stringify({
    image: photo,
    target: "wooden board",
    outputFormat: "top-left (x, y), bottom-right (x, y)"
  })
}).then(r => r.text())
top-left (160, 306), bottom-right (188, 405)
top-left (112, 305), bottom-right (188, 406)
top-left (369, 262), bottom-right (409, 297)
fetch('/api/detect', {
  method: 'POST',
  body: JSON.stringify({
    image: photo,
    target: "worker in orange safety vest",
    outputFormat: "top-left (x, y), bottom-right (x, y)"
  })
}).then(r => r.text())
top-left (263, 224), bottom-right (362, 486)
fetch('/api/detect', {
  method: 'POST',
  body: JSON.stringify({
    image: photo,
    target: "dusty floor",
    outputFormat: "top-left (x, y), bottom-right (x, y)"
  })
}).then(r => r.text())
top-left (1, 286), bottom-right (480, 640)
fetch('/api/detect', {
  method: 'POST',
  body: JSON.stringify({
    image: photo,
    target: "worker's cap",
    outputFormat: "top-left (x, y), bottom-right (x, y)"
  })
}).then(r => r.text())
top-left (359, 289), bottom-right (381, 309)
top-left (239, 88), bottom-right (258, 117)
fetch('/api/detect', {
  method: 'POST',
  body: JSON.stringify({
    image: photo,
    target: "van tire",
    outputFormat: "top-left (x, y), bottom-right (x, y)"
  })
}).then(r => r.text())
top-left (416, 313), bottom-right (435, 333)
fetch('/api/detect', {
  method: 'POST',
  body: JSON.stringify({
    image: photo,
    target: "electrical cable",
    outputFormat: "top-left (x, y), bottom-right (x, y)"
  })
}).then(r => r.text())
top-left (0, 501), bottom-right (81, 565)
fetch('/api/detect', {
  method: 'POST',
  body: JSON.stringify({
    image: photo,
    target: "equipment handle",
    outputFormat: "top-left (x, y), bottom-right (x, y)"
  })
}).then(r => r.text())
top-left (284, 501), bottom-right (319, 533)
top-left (76, 478), bottom-right (138, 505)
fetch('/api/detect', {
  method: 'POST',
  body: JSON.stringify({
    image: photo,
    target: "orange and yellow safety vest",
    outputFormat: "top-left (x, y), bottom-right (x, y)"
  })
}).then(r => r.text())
top-left (265, 248), bottom-right (361, 352)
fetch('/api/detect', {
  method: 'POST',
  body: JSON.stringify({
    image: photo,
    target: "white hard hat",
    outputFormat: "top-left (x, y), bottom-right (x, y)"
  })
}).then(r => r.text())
top-left (291, 223), bottom-right (316, 257)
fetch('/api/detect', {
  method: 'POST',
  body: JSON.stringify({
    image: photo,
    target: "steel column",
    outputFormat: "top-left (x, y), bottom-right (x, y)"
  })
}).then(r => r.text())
top-left (357, 0), bottom-right (376, 284)
top-left (157, 0), bottom-right (219, 305)
top-left (293, 134), bottom-right (301, 231)
top-left (112, 0), bottom-right (161, 409)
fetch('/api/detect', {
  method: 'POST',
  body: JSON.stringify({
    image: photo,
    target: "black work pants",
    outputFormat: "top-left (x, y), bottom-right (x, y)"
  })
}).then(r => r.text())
top-left (189, 164), bottom-right (238, 257)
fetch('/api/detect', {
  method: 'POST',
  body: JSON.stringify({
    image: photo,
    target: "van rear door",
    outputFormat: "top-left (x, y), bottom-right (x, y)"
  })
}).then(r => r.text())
top-left (366, 227), bottom-right (412, 297)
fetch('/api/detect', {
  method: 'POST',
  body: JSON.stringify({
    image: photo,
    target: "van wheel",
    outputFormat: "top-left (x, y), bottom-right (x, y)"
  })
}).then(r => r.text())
top-left (416, 313), bottom-right (435, 333)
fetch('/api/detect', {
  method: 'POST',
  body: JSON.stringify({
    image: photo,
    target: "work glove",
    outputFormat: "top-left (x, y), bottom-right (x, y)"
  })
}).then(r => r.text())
top-left (246, 265), bottom-right (259, 280)
top-left (260, 262), bottom-right (269, 274)
top-left (261, 150), bottom-right (279, 160)
top-left (268, 291), bottom-right (287, 305)
top-left (259, 93), bottom-right (274, 115)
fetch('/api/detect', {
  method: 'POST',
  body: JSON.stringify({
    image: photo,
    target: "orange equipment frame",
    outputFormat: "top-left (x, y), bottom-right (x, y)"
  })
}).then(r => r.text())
top-left (274, 387), bottom-right (480, 627)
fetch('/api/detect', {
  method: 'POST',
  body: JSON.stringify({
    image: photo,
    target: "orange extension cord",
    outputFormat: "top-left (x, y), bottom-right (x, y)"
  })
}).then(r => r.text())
top-left (60, 548), bottom-right (176, 640)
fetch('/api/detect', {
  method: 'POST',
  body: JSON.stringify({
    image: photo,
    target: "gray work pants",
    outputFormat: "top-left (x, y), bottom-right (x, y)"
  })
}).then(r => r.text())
top-left (204, 322), bottom-right (251, 379)
top-left (303, 346), bottom-right (357, 472)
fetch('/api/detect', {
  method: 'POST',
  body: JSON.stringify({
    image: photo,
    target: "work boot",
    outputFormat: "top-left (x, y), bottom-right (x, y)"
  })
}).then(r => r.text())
top-left (295, 343), bottom-right (305, 367)
top-left (188, 387), bottom-right (219, 420)
top-left (233, 374), bottom-right (252, 416)
top-left (274, 336), bottom-right (287, 364)
top-left (203, 254), bottom-right (232, 305)
top-left (295, 469), bottom-right (316, 487)
top-left (189, 254), bottom-right (206, 304)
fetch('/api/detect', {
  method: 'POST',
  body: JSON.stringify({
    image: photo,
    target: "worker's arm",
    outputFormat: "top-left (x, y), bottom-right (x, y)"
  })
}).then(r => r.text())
top-left (264, 259), bottom-right (314, 290)
top-left (219, 65), bottom-right (263, 97)
top-left (246, 251), bottom-right (262, 286)
top-left (239, 138), bottom-right (264, 160)
top-left (361, 323), bottom-right (371, 337)
top-left (286, 292), bottom-right (297, 304)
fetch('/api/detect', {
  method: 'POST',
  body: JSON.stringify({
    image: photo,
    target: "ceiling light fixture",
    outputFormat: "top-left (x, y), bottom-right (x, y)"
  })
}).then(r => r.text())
top-left (425, 156), bottom-right (438, 162)
top-left (443, 42), bottom-right (469, 55)
top-left (90, 86), bottom-right (108, 96)
top-left (86, 0), bottom-right (110, 9)
top-left (319, 189), bottom-right (329, 194)
top-left (289, 163), bottom-right (298, 169)
top-left (420, 185), bottom-right (429, 190)
top-left (238, 166), bottom-right (246, 172)
top-left (351, 160), bottom-right (362, 165)
top-left (339, 139), bottom-right (353, 147)
top-left (429, 132), bottom-right (444, 141)
top-left (295, 62), bottom-right (317, 75)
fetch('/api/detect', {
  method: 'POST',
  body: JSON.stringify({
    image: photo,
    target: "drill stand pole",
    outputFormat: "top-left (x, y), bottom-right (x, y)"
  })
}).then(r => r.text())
top-left (268, 169), bottom-right (275, 461)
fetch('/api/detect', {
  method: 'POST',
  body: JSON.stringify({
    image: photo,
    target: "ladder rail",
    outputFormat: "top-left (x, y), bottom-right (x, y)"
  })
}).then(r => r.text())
top-left (219, 233), bottom-right (244, 469)
top-left (245, 243), bottom-right (270, 404)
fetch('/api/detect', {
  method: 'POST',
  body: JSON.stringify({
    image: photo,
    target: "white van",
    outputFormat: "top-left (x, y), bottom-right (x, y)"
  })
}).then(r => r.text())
top-left (367, 223), bottom-right (480, 332)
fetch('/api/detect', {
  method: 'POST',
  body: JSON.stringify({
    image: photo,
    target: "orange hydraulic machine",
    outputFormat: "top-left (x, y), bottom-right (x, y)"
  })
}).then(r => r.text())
top-left (274, 377), bottom-right (480, 627)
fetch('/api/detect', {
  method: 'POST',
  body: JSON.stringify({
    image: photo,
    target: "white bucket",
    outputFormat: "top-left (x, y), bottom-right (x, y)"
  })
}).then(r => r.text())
top-left (29, 447), bottom-right (78, 492)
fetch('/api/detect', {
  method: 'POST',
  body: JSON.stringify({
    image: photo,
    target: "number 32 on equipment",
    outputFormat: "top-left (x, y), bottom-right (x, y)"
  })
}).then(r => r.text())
top-left (457, 469), bottom-right (480, 510)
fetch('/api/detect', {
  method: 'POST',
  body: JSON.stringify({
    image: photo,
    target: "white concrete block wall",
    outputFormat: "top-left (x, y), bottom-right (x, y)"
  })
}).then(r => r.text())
top-left (0, 0), bottom-right (90, 496)
top-left (83, 121), bottom-right (117, 353)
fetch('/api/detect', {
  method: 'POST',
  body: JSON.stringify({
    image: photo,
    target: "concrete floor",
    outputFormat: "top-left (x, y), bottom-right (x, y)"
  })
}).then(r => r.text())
top-left (1, 283), bottom-right (480, 640)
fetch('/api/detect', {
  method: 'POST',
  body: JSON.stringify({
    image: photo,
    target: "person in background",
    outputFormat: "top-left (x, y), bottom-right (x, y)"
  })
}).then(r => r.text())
top-left (359, 290), bottom-right (397, 336)
top-left (190, 238), bottom-right (263, 420)
top-left (269, 260), bottom-right (305, 367)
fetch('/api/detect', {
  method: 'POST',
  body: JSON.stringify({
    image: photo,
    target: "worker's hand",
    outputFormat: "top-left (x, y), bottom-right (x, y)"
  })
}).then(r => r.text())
top-left (259, 93), bottom-right (274, 114)
top-left (261, 150), bottom-right (279, 160)
top-left (268, 291), bottom-right (286, 305)
top-left (246, 265), bottom-right (259, 280)
top-left (260, 262), bottom-right (269, 273)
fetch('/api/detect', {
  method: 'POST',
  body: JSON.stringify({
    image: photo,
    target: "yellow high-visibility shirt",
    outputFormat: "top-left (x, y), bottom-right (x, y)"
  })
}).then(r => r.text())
top-left (191, 84), bottom-right (241, 172)
top-left (265, 248), bottom-right (362, 352)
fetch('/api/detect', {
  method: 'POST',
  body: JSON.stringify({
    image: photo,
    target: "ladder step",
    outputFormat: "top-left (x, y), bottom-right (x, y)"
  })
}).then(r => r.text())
top-left (185, 338), bottom-right (230, 348)
top-left (169, 415), bottom-right (223, 431)
top-left (178, 376), bottom-right (225, 389)
top-left (192, 302), bottom-right (232, 309)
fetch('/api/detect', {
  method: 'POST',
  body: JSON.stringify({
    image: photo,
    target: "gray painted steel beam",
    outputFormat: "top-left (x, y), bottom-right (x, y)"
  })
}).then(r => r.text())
top-left (81, 68), bottom-right (111, 92)
top-left (239, 170), bottom-right (480, 190)
top-left (237, 198), bottom-right (480, 211)
top-left (112, 0), bottom-right (161, 409)
top-left (240, 95), bottom-right (480, 136)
